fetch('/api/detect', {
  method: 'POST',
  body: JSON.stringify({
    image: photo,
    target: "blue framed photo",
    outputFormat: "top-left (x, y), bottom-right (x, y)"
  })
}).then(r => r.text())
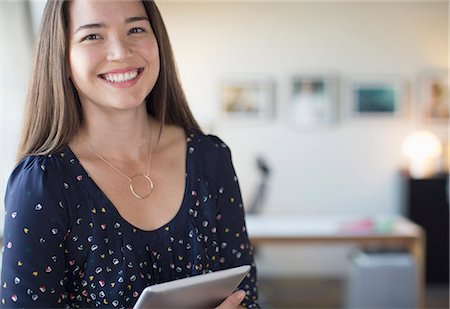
top-left (350, 77), bottom-right (405, 117)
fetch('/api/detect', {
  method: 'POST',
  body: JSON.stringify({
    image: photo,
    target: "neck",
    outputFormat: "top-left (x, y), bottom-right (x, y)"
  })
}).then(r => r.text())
top-left (75, 104), bottom-right (158, 162)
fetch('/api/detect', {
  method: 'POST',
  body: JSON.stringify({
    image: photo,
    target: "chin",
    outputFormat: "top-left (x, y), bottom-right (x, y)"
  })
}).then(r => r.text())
top-left (106, 94), bottom-right (148, 110)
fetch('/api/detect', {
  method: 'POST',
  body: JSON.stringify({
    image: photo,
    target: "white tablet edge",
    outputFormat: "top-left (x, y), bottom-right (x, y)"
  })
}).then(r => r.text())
top-left (149, 264), bottom-right (251, 293)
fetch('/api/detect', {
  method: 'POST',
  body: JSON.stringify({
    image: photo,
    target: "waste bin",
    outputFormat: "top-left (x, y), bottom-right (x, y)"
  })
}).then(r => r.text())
top-left (346, 249), bottom-right (416, 309)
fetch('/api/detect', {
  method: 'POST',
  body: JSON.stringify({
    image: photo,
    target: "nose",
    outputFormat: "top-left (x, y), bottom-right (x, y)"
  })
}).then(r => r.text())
top-left (106, 37), bottom-right (133, 62)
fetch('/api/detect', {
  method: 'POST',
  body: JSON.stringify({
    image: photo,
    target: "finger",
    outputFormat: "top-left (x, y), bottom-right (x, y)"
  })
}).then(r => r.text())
top-left (215, 290), bottom-right (246, 309)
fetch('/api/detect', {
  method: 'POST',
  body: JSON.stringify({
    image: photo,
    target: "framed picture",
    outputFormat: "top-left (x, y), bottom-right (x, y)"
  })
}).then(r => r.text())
top-left (289, 74), bottom-right (338, 127)
top-left (418, 70), bottom-right (449, 123)
top-left (220, 78), bottom-right (274, 120)
top-left (349, 76), bottom-right (405, 117)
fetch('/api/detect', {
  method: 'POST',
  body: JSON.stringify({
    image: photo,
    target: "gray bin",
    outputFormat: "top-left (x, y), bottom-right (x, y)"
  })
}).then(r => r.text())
top-left (346, 250), bottom-right (416, 309)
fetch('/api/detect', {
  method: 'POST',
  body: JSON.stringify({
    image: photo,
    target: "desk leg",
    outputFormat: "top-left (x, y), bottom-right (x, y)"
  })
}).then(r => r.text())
top-left (409, 231), bottom-right (426, 308)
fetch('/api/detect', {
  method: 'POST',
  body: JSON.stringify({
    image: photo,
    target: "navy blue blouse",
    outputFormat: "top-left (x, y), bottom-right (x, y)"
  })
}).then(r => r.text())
top-left (1, 129), bottom-right (259, 308)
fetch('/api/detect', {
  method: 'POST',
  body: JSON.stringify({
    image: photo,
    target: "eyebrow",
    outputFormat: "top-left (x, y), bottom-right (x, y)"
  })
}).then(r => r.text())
top-left (73, 22), bottom-right (105, 35)
top-left (125, 16), bottom-right (149, 23)
top-left (73, 16), bottom-right (149, 35)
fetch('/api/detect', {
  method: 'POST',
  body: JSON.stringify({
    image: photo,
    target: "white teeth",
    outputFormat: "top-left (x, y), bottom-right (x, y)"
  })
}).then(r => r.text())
top-left (104, 70), bottom-right (139, 83)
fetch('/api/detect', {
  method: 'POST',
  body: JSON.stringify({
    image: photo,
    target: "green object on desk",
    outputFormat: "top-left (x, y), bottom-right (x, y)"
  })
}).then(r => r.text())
top-left (375, 218), bottom-right (394, 234)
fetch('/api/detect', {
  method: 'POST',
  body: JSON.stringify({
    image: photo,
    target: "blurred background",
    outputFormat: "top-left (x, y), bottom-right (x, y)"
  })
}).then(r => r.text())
top-left (1, 0), bottom-right (449, 308)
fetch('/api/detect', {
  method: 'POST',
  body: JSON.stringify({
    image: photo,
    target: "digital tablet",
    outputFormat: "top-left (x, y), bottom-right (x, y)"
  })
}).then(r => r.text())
top-left (134, 265), bottom-right (251, 308)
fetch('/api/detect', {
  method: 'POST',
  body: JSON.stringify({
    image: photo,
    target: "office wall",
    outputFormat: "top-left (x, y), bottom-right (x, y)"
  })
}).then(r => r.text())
top-left (157, 1), bottom-right (448, 276)
top-left (0, 2), bottom-right (33, 233)
top-left (0, 1), bottom-right (447, 277)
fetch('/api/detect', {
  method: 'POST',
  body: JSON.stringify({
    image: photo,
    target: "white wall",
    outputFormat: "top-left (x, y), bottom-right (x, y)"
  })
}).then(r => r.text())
top-left (0, 2), bottom-right (33, 234)
top-left (157, 1), bottom-right (448, 276)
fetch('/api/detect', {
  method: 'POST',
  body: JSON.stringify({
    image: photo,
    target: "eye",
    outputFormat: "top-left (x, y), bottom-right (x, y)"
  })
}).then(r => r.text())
top-left (81, 34), bottom-right (102, 42)
top-left (129, 27), bottom-right (145, 34)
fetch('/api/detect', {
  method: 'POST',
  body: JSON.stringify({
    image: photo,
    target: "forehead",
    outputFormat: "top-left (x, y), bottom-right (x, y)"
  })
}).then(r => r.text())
top-left (68, 0), bottom-right (147, 28)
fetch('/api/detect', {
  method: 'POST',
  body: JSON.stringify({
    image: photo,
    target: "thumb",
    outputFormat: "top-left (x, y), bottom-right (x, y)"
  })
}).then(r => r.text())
top-left (216, 290), bottom-right (246, 309)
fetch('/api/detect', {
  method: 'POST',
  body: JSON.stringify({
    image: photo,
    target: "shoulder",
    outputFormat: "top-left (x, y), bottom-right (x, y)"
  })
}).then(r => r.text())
top-left (5, 147), bottom-right (78, 207)
top-left (160, 125), bottom-right (231, 155)
top-left (186, 128), bottom-right (231, 155)
top-left (186, 129), bottom-right (235, 177)
top-left (9, 150), bottom-right (69, 186)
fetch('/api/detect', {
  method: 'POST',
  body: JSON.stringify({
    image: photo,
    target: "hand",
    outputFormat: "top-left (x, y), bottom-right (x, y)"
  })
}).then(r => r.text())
top-left (215, 290), bottom-right (246, 309)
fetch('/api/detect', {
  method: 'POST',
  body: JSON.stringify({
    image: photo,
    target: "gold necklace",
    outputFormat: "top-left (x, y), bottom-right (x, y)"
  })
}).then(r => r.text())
top-left (85, 136), bottom-right (155, 200)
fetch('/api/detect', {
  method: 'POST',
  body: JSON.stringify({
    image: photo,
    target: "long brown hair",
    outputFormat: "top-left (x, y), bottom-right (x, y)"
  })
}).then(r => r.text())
top-left (18, 0), bottom-right (200, 161)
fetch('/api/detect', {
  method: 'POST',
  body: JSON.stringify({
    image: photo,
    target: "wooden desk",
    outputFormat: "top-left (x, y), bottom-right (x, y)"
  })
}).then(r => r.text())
top-left (245, 215), bottom-right (425, 308)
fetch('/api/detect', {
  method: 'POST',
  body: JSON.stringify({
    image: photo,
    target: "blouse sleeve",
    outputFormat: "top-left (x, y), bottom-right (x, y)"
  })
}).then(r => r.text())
top-left (211, 137), bottom-right (260, 309)
top-left (1, 156), bottom-right (73, 308)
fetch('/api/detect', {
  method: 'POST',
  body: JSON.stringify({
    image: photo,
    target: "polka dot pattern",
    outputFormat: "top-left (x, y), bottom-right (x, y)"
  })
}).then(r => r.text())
top-left (1, 129), bottom-right (259, 308)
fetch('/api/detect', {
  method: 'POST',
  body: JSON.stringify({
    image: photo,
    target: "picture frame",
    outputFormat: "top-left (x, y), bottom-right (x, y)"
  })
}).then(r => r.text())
top-left (417, 70), bottom-right (449, 123)
top-left (349, 76), bottom-right (405, 117)
top-left (289, 74), bottom-right (338, 127)
top-left (219, 77), bottom-right (274, 121)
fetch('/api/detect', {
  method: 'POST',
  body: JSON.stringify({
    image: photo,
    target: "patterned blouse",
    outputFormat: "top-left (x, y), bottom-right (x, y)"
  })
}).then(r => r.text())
top-left (1, 129), bottom-right (259, 308)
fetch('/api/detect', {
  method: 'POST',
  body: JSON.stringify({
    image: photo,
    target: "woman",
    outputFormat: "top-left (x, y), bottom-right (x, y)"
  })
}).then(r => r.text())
top-left (1, 1), bottom-right (259, 308)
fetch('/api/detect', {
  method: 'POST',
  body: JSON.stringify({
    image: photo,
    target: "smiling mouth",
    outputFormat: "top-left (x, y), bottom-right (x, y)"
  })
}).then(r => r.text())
top-left (99, 68), bottom-right (143, 83)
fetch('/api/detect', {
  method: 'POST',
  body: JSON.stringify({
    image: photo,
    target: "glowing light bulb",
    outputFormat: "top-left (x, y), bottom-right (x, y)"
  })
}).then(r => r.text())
top-left (402, 130), bottom-right (443, 178)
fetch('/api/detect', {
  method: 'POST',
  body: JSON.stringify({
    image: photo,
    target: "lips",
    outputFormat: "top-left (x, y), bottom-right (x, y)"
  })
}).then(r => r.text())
top-left (98, 68), bottom-right (143, 84)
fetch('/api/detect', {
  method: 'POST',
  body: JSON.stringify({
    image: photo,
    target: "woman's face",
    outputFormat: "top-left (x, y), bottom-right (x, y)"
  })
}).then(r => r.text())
top-left (68, 0), bottom-right (160, 113)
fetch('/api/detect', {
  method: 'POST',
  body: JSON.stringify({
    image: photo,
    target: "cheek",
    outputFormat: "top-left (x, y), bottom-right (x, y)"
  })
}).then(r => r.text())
top-left (68, 54), bottom-right (81, 82)
top-left (148, 43), bottom-right (160, 77)
top-left (69, 47), bottom-right (99, 82)
top-left (142, 38), bottom-right (160, 67)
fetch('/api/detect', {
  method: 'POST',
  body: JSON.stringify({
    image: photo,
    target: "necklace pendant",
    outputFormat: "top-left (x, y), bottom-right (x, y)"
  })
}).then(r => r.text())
top-left (129, 174), bottom-right (154, 199)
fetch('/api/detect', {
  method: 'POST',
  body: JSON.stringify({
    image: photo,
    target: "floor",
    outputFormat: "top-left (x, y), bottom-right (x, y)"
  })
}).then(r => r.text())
top-left (258, 277), bottom-right (449, 308)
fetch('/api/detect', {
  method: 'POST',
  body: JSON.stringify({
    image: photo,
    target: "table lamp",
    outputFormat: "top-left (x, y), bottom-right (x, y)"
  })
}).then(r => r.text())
top-left (401, 130), bottom-right (443, 178)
